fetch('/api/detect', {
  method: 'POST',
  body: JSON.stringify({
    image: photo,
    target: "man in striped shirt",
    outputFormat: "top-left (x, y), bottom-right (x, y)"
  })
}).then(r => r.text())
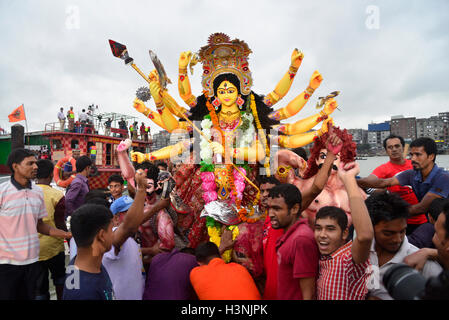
top-left (0, 148), bottom-right (71, 300)
top-left (314, 162), bottom-right (374, 300)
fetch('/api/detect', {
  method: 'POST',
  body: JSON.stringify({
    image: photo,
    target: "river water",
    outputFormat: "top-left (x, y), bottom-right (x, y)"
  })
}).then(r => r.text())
top-left (357, 154), bottom-right (449, 177)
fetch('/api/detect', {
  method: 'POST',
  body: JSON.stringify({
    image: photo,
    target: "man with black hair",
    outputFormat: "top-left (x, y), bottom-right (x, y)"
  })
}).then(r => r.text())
top-left (156, 161), bottom-right (168, 173)
top-left (35, 159), bottom-right (67, 300)
top-left (65, 155), bottom-right (92, 218)
top-left (314, 161), bottom-right (373, 300)
top-left (366, 134), bottom-right (426, 234)
top-left (267, 130), bottom-right (342, 300)
top-left (366, 192), bottom-right (442, 300)
top-left (408, 198), bottom-right (448, 249)
top-left (107, 174), bottom-right (125, 203)
top-left (358, 137), bottom-right (449, 234)
top-left (63, 170), bottom-right (168, 300)
top-left (189, 242), bottom-right (260, 300)
top-left (258, 175), bottom-right (282, 300)
top-left (405, 202), bottom-right (449, 272)
top-left (0, 149), bottom-right (71, 300)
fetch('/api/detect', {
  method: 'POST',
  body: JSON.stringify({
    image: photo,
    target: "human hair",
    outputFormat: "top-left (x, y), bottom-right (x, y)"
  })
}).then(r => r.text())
top-left (195, 242), bottom-right (220, 264)
top-left (84, 189), bottom-right (111, 204)
top-left (187, 73), bottom-right (279, 131)
top-left (70, 204), bottom-right (113, 248)
top-left (156, 161), bottom-right (168, 170)
top-left (180, 247), bottom-right (196, 255)
top-left (85, 197), bottom-right (111, 208)
top-left (410, 137), bottom-right (437, 162)
top-left (7, 148), bottom-right (35, 173)
top-left (428, 198), bottom-right (448, 222)
top-left (36, 159), bottom-right (54, 179)
top-left (76, 155), bottom-right (92, 173)
top-left (365, 191), bottom-right (410, 226)
top-left (268, 183), bottom-right (302, 211)
top-left (315, 206), bottom-right (348, 232)
top-left (291, 147), bottom-right (308, 161)
top-left (258, 175), bottom-right (281, 186)
top-left (135, 161), bottom-right (159, 183)
top-left (383, 134), bottom-right (405, 150)
top-left (302, 126), bottom-right (356, 179)
top-left (442, 201), bottom-right (449, 239)
top-left (108, 174), bottom-right (124, 185)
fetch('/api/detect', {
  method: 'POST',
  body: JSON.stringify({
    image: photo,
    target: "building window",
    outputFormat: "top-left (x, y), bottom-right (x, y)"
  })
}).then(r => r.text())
top-left (52, 139), bottom-right (62, 150)
top-left (71, 139), bottom-right (79, 149)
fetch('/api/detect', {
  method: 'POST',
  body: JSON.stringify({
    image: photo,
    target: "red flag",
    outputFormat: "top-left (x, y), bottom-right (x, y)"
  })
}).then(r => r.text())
top-left (8, 105), bottom-right (26, 122)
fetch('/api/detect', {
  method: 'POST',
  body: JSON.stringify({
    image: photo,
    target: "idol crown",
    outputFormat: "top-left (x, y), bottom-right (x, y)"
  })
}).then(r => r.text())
top-left (199, 33), bottom-right (253, 97)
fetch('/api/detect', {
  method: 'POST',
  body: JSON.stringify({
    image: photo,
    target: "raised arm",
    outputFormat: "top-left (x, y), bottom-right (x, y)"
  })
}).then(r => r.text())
top-left (338, 162), bottom-right (373, 264)
top-left (178, 51), bottom-right (198, 108)
top-left (301, 126), bottom-right (342, 209)
top-left (264, 49), bottom-right (305, 107)
top-left (268, 70), bottom-right (323, 121)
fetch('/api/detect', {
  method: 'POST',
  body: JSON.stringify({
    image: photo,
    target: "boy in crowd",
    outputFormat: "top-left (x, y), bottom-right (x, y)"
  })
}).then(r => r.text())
top-left (314, 162), bottom-right (373, 300)
top-left (107, 174), bottom-right (125, 204)
top-left (267, 128), bottom-right (343, 300)
top-left (65, 155), bottom-right (92, 218)
top-left (35, 159), bottom-right (67, 300)
top-left (408, 198), bottom-right (448, 249)
top-left (366, 192), bottom-right (442, 300)
top-left (63, 169), bottom-right (168, 300)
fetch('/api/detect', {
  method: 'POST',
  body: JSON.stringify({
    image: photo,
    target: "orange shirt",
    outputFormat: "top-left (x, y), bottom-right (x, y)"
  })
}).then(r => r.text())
top-left (190, 258), bottom-right (261, 300)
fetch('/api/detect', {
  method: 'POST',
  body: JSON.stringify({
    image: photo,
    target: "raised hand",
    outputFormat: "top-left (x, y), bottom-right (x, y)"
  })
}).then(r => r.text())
top-left (135, 169), bottom-right (149, 191)
top-left (323, 98), bottom-right (338, 115)
top-left (337, 161), bottom-right (360, 183)
top-left (290, 48), bottom-right (304, 69)
top-left (325, 125), bottom-right (343, 156)
top-left (179, 51), bottom-right (193, 69)
top-left (309, 70), bottom-right (323, 90)
top-left (133, 98), bottom-right (146, 113)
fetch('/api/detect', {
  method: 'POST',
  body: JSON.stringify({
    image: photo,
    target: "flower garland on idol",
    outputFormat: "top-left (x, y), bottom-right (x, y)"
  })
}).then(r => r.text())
top-left (199, 95), bottom-right (266, 261)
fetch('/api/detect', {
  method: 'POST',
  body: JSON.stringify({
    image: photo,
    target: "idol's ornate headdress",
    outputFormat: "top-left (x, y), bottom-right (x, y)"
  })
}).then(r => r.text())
top-left (199, 33), bottom-right (253, 98)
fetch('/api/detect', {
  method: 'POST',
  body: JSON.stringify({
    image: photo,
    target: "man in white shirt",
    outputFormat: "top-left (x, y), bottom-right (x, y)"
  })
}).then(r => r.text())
top-left (365, 192), bottom-right (442, 300)
top-left (57, 107), bottom-right (65, 131)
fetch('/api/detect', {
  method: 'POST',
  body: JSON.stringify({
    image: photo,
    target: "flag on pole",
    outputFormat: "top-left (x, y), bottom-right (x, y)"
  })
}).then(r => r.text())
top-left (8, 105), bottom-right (26, 122)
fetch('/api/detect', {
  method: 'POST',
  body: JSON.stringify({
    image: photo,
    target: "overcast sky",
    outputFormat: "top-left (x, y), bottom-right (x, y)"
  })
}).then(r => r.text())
top-left (0, 0), bottom-right (448, 134)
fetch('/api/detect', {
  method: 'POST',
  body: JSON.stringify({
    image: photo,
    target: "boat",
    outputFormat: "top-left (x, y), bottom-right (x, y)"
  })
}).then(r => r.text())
top-left (0, 111), bottom-right (153, 190)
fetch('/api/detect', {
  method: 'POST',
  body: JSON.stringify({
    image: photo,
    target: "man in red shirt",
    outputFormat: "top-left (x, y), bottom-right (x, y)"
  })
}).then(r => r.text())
top-left (367, 134), bottom-right (426, 234)
top-left (259, 176), bottom-right (282, 300)
top-left (267, 130), bottom-right (343, 300)
top-left (314, 162), bottom-right (374, 300)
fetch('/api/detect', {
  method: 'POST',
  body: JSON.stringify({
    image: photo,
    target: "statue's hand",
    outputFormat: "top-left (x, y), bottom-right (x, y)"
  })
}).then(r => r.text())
top-left (309, 70), bottom-right (323, 90)
top-left (150, 81), bottom-right (163, 104)
top-left (133, 98), bottom-right (146, 113)
top-left (130, 151), bottom-right (147, 164)
top-left (324, 98), bottom-right (338, 115)
top-left (179, 51), bottom-right (192, 69)
top-left (210, 142), bottom-right (224, 155)
top-left (290, 48), bottom-right (304, 69)
top-left (148, 69), bottom-right (160, 83)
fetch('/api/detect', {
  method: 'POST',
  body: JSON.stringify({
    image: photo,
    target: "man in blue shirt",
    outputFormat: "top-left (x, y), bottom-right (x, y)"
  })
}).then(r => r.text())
top-left (357, 137), bottom-right (449, 233)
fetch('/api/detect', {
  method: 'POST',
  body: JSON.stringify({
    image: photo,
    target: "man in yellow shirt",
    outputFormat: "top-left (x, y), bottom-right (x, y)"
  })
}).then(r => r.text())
top-left (35, 159), bottom-right (67, 300)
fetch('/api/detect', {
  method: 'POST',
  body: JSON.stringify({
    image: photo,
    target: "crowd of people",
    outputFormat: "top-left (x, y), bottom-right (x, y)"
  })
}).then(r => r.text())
top-left (1, 134), bottom-right (449, 301)
top-left (56, 107), bottom-right (150, 141)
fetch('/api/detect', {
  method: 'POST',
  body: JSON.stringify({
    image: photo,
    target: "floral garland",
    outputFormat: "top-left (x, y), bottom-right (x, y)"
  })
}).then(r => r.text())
top-left (206, 217), bottom-right (239, 263)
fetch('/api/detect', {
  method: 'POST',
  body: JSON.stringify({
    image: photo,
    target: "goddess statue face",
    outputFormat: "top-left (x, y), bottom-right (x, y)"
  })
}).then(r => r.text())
top-left (216, 80), bottom-right (238, 109)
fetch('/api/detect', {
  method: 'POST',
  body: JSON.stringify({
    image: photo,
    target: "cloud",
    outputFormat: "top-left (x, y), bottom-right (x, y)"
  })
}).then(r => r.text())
top-left (0, 0), bottom-right (448, 135)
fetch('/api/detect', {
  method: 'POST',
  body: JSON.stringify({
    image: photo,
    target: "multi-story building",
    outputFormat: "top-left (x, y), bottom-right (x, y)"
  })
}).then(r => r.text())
top-left (416, 116), bottom-right (445, 142)
top-left (368, 122), bottom-right (390, 148)
top-left (390, 116), bottom-right (416, 142)
top-left (348, 129), bottom-right (368, 145)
